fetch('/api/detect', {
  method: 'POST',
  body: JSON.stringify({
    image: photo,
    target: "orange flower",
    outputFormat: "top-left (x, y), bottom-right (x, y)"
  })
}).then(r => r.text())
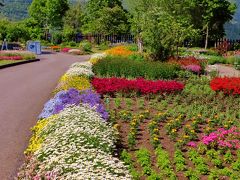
top-left (105, 46), bottom-right (134, 56)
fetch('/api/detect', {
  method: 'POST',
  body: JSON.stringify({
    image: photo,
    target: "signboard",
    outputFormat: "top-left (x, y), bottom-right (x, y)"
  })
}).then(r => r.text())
top-left (27, 41), bottom-right (42, 55)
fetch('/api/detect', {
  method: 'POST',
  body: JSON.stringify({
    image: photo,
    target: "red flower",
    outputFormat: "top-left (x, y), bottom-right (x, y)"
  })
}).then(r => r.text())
top-left (92, 77), bottom-right (184, 95)
top-left (0, 56), bottom-right (23, 60)
top-left (210, 77), bottom-right (240, 95)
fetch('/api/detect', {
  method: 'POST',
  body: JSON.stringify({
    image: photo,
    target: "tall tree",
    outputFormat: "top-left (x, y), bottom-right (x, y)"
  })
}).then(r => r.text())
top-left (127, 0), bottom-right (198, 60)
top-left (63, 2), bottom-right (82, 41)
top-left (191, 0), bottom-right (236, 49)
top-left (82, 0), bottom-right (129, 35)
top-left (29, 0), bottom-right (69, 29)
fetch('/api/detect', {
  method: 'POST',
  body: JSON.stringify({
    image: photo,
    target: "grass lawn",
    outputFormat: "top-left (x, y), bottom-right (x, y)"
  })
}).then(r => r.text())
top-left (0, 59), bottom-right (31, 67)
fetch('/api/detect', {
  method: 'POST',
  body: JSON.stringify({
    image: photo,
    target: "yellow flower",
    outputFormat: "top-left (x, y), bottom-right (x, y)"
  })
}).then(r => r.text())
top-left (197, 114), bottom-right (202, 117)
top-left (172, 129), bottom-right (177, 133)
top-left (113, 124), bottom-right (120, 130)
top-left (190, 130), bottom-right (195, 133)
top-left (183, 135), bottom-right (190, 139)
top-left (153, 137), bottom-right (159, 141)
top-left (177, 139), bottom-right (183, 142)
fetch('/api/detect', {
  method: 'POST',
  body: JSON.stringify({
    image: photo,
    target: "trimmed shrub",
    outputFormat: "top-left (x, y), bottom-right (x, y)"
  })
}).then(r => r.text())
top-left (79, 40), bottom-right (92, 52)
top-left (93, 56), bottom-right (180, 80)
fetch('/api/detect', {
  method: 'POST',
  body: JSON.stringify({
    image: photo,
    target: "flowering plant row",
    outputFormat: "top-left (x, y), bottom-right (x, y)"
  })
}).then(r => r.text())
top-left (0, 56), bottom-right (23, 60)
top-left (54, 62), bottom-right (93, 93)
top-left (39, 88), bottom-right (109, 120)
top-left (92, 77), bottom-right (184, 95)
top-left (210, 77), bottom-right (240, 95)
top-left (105, 46), bottom-right (134, 56)
top-left (19, 106), bottom-right (131, 179)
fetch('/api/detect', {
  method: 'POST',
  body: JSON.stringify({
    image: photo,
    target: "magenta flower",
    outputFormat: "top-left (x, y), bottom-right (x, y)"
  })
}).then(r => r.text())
top-left (201, 126), bottom-right (240, 149)
top-left (183, 65), bottom-right (201, 73)
top-left (187, 141), bottom-right (197, 147)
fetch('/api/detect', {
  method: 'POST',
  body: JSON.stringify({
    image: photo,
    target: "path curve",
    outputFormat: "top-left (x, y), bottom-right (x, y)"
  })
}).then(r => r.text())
top-left (207, 64), bottom-right (240, 77)
top-left (0, 52), bottom-right (90, 179)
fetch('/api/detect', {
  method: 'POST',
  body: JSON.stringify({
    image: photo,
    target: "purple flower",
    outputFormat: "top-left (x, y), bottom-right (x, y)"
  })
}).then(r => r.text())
top-left (38, 88), bottom-right (108, 120)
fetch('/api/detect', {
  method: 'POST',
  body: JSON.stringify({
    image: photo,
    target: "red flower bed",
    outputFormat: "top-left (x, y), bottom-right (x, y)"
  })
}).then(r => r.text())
top-left (92, 77), bottom-right (184, 95)
top-left (210, 77), bottom-right (240, 95)
top-left (0, 56), bottom-right (23, 60)
top-left (168, 56), bottom-right (201, 66)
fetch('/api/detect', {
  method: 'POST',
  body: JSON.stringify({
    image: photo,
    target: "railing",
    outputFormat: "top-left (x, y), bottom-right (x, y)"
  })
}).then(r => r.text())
top-left (77, 34), bottom-right (135, 44)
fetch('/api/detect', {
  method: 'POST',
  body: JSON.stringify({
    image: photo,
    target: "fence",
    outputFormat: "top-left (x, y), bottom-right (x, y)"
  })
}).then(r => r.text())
top-left (78, 34), bottom-right (135, 44)
top-left (215, 38), bottom-right (240, 49)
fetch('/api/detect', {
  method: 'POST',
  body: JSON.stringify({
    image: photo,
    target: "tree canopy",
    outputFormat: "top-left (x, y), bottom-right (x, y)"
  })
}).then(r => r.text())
top-left (82, 0), bottom-right (129, 35)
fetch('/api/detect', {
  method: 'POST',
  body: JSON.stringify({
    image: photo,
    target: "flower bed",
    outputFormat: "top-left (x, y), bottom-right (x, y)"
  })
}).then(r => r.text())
top-left (210, 77), bottom-right (240, 95)
top-left (105, 46), bottom-right (134, 56)
top-left (169, 56), bottom-right (201, 66)
top-left (92, 77), bottom-right (184, 95)
top-left (103, 74), bottom-right (240, 179)
top-left (0, 56), bottom-right (23, 60)
top-left (19, 106), bottom-right (131, 179)
top-left (54, 62), bottom-right (93, 93)
top-left (19, 60), bottom-right (131, 179)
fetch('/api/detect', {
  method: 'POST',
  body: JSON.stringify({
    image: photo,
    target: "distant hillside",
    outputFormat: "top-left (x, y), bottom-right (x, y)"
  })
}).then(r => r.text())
top-left (225, 0), bottom-right (240, 39)
top-left (0, 0), bottom-right (87, 21)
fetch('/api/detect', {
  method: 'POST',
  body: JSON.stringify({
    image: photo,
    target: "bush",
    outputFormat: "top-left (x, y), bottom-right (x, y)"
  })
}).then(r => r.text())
top-left (98, 41), bottom-right (110, 50)
top-left (79, 40), bottom-right (92, 52)
top-left (128, 54), bottom-right (145, 61)
top-left (198, 54), bottom-right (226, 65)
top-left (68, 41), bottom-right (77, 47)
top-left (93, 56), bottom-right (180, 80)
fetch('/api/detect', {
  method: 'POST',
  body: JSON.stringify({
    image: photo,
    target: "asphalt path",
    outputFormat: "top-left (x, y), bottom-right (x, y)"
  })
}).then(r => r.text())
top-left (0, 52), bottom-right (89, 179)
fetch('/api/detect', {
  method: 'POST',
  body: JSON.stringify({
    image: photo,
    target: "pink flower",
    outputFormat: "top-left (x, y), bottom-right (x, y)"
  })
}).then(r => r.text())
top-left (187, 141), bottom-right (197, 147)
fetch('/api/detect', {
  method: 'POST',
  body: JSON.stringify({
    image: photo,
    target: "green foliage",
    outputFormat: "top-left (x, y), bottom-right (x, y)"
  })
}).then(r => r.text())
top-left (29, 0), bottom-right (69, 28)
top-left (191, 0), bottom-right (236, 48)
top-left (155, 146), bottom-right (176, 179)
top-left (79, 40), bottom-right (92, 52)
top-left (82, 0), bottom-right (129, 35)
top-left (63, 2), bottom-right (82, 42)
top-left (136, 148), bottom-right (152, 175)
top-left (174, 149), bottom-right (186, 171)
top-left (183, 75), bottom-right (216, 97)
top-left (199, 54), bottom-right (227, 65)
top-left (128, 54), bottom-right (145, 62)
top-left (128, 0), bottom-right (198, 60)
top-left (93, 56), bottom-right (180, 80)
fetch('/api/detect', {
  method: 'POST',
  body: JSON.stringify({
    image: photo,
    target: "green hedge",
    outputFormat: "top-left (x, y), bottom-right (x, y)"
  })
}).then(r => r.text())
top-left (93, 56), bottom-right (180, 80)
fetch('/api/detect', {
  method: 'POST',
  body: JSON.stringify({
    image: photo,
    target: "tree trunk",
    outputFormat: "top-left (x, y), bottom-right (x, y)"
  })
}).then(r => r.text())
top-left (137, 36), bottom-right (143, 53)
top-left (205, 24), bottom-right (209, 49)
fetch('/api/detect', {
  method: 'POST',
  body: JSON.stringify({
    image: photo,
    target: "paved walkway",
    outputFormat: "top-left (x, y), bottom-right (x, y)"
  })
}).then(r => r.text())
top-left (207, 64), bottom-right (240, 77)
top-left (0, 52), bottom-right (90, 180)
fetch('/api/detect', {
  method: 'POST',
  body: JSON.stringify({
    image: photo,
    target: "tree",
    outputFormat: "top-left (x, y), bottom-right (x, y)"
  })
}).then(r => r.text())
top-left (63, 2), bottom-right (82, 41)
top-left (191, 0), bottom-right (236, 49)
top-left (29, 0), bottom-right (69, 29)
top-left (46, 0), bottom-right (69, 28)
top-left (82, 0), bottom-right (129, 35)
top-left (128, 0), bottom-right (198, 60)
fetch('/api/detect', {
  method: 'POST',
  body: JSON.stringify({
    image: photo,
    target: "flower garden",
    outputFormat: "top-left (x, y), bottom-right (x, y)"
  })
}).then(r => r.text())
top-left (18, 45), bottom-right (240, 179)
top-left (0, 51), bottom-right (36, 67)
